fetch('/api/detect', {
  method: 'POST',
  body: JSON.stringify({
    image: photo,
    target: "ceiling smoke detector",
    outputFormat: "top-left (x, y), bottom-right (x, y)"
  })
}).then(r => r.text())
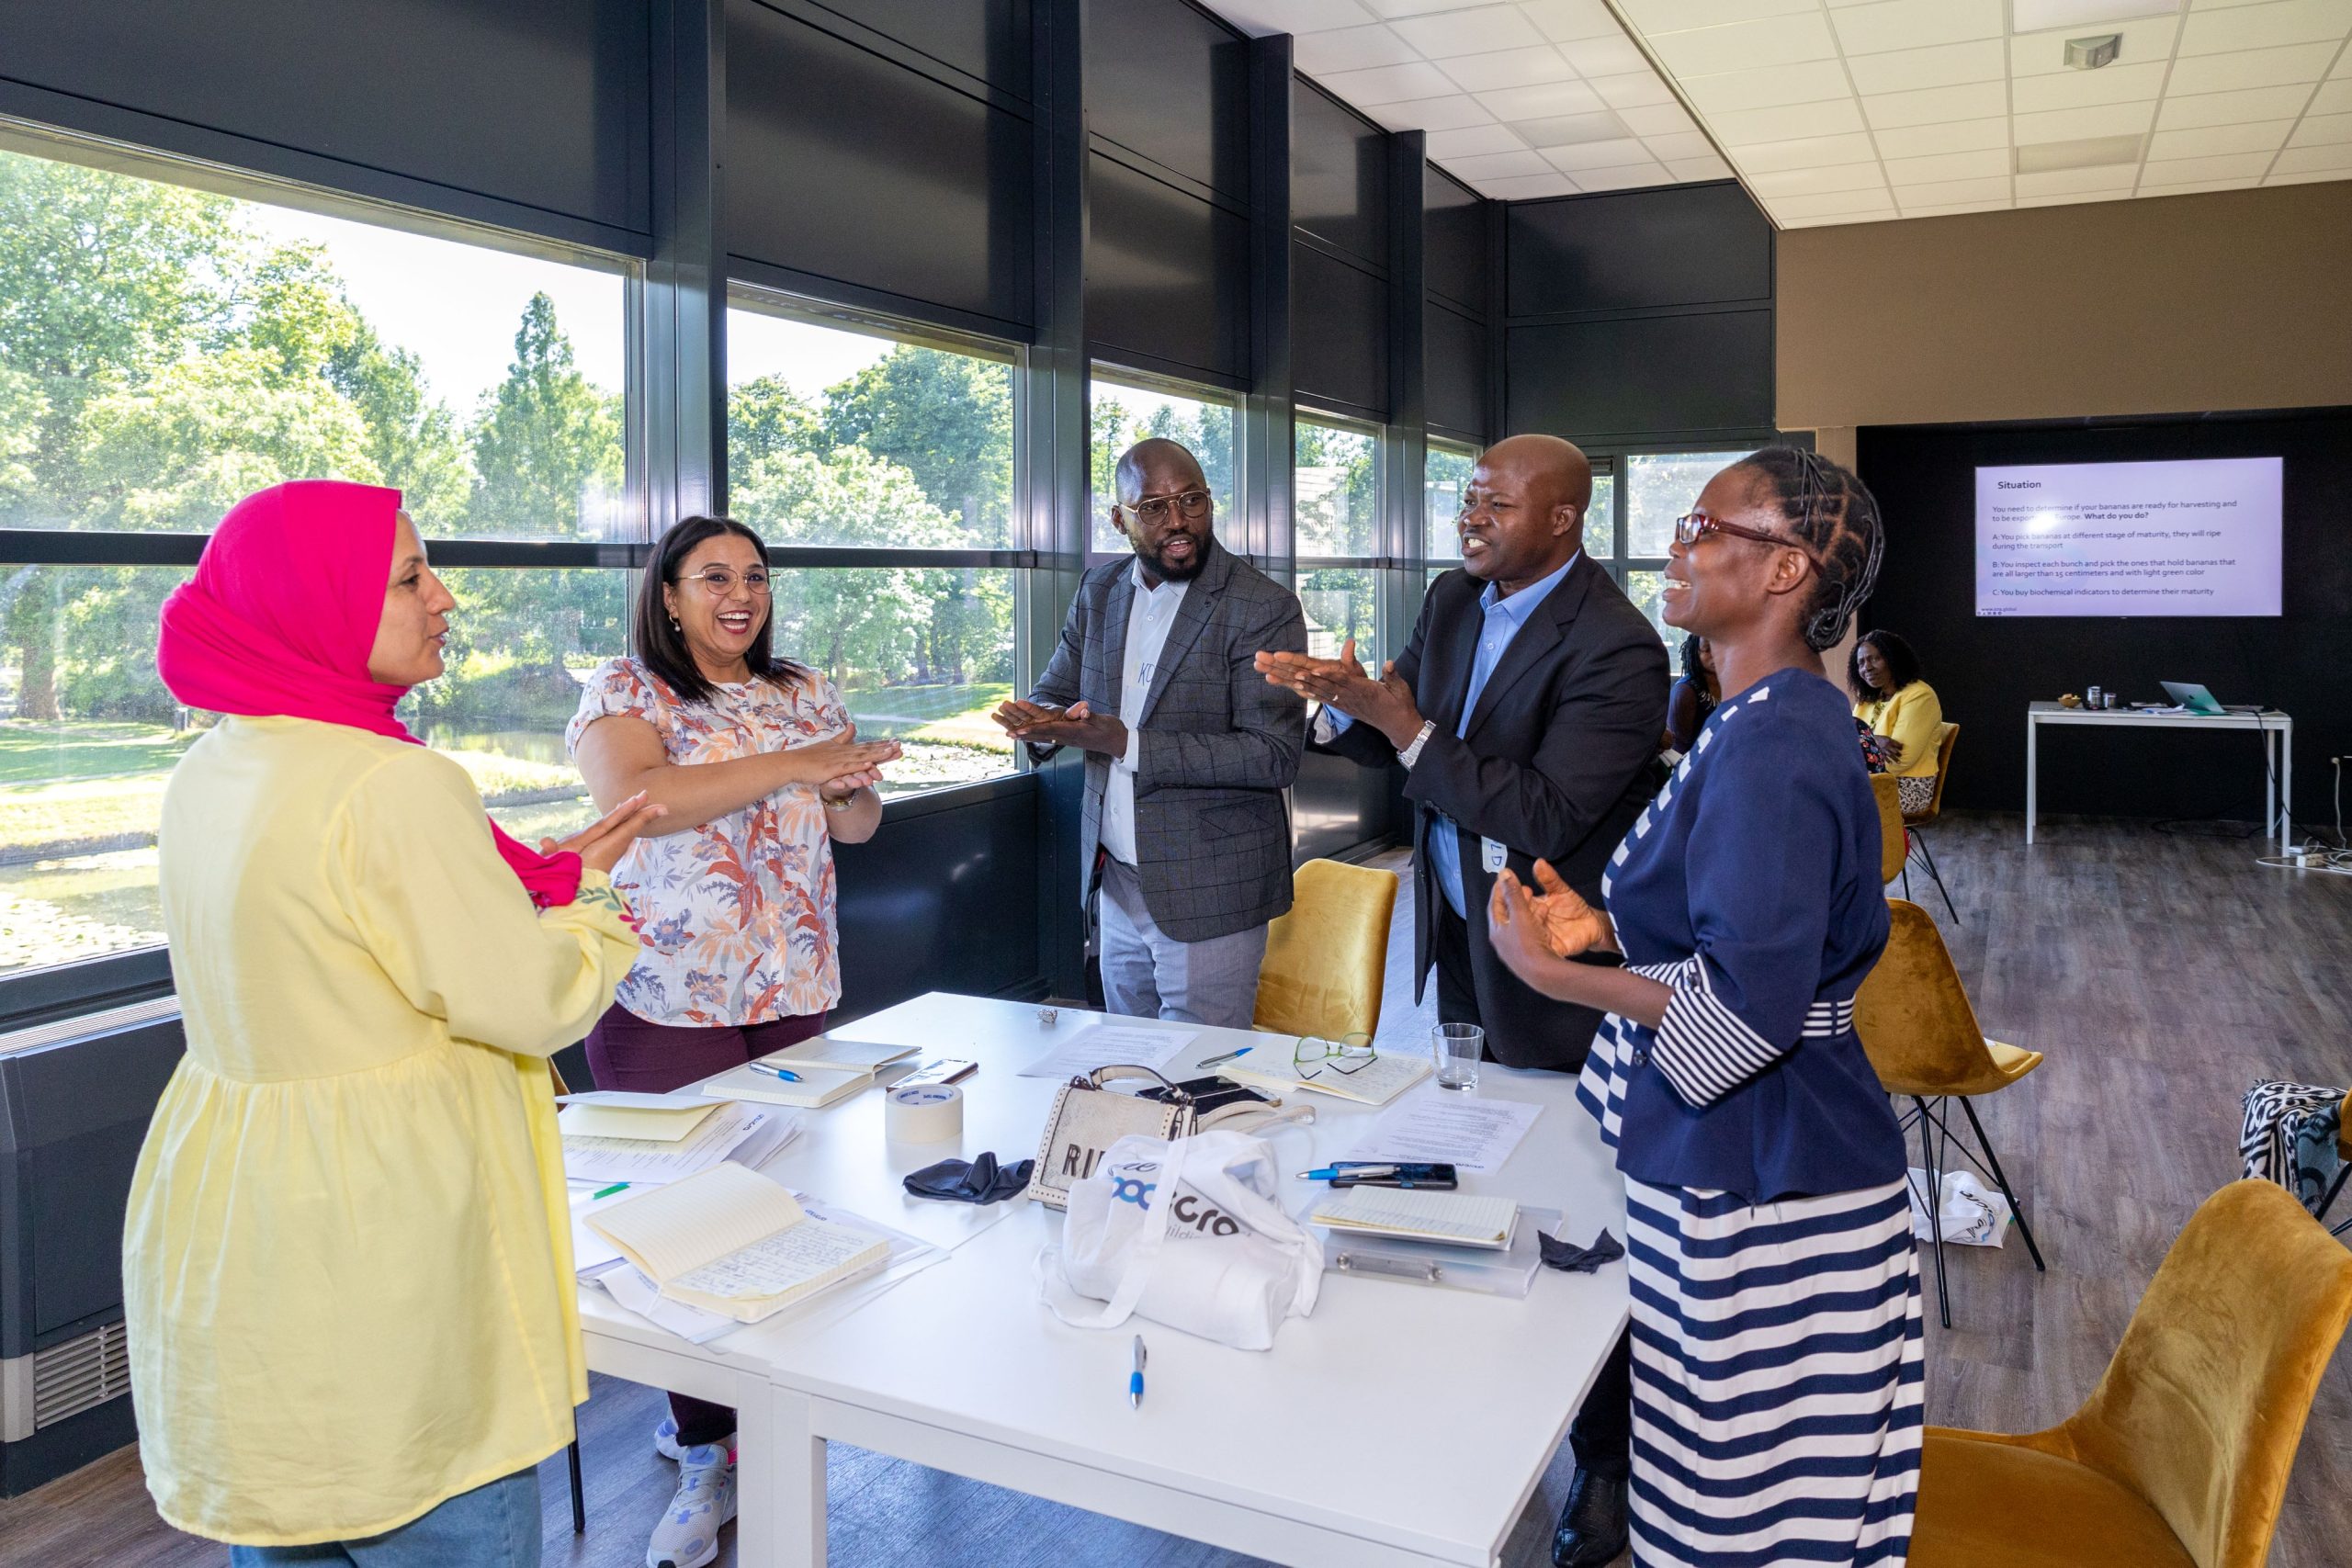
top-left (2066, 33), bottom-right (2123, 69)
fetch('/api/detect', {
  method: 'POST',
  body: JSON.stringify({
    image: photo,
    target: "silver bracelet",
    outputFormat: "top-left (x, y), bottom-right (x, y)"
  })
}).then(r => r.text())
top-left (823, 790), bottom-right (858, 811)
top-left (1396, 719), bottom-right (1436, 769)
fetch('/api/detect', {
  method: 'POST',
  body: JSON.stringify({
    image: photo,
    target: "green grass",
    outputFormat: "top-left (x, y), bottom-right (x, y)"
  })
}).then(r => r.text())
top-left (0, 720), bottom-right (192, 785)
top-left (842, 682), bottom-right (1013, 751)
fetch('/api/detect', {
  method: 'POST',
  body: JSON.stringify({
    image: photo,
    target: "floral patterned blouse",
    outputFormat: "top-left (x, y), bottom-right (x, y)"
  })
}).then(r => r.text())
top-left (566, 657), bottom-right (847, 1027)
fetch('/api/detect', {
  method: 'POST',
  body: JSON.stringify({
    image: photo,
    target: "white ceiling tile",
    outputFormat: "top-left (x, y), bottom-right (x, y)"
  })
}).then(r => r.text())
top-left (1897, 198), bottom-right (2016, 216)
top-left (1511, 108), bottom-right (1637, 142)
top-left (2308, 78), bottom-right (2352, 110)
top-left (1390, 3), bottom-right (1548, 55)
top-left (2139, 149), bottom-right (2280, 179)
top-left (1557, 34), bottom-right (1657, 74)
top-left (1770, 188), bottom-right (1901, 217)
top-left (1541, 135), bottom-right (1657, 167)
top-left (1862, 79), bottom-right (2012, 129)
top-left (1294, 24), bottom-right (1423, 73)
top-left (2190, 0), bottom-right (2283, 8)
top-left (1477, 78), bottom-right (1610, 117)
top-left (2165, 40), bottom-right (2340, 91)
top-left (2015, 164), bottom-right (2143, 193)
top-left (2267, 164), bottom-right (2352, 180)
top-left (1870, 116), bottom-right (2012, 156)
top-left (2272, 139), bottom-right (2352, 167)
top-left (2149, 118), bottom-right (2297, 154)
top-left (1518, 0), bottom-right (1624, 41)
top-left (1747, 161), bottom-right (1890, 195)
top-left (1317, 61), bottom-right (1463, 103)
top-left (2160, 84), bottom-right (2317, 123)
top-left (1730, 130), bottom-right (1883, 169)
top-left (2011, 61), bottom-right (2171, 113)
top-left (2014, 0), bottom-right (2182, 20)
top-left (1647, 13), bottom-right (1838, 76)
top-left (1884, 146), bottom-right (2013, 183)
top-left (2142, 177), bottom-right (2269, 193)
top-left (1473, 170), bottom-right (1586, 197)
top-left (1894, 173), bottom-right (2014, 204)
top-left (2337, 39), bottom-right (2352, 71)
top-left (1710, 96), bottom-right (1870, 141)
top-left (2178, 0), bottom-right (2352, 55)
top-left (1623, 0), bottom-right (1818, 28)
top-left (1682, 60), bottom-right (1854, 113)
top-left (1830, 0), bottom-right (2005, 57)
top-left (1439, 45), bottom-right (1579, 89)
top-left (1644, 129), bottom-right (1723, 157)
top-left (1586, 70), bottom-right (1681, 107)
top-left (1368, 93), bottom-right (1501, 130)
top-left (1425, 122), bottom-right (1535, 157)
top-left (2010, 16), bottom-right (2182, 73)
top-left (1667, 152), bottom-right (1737, 177)
top-left (1208, 0), bottom-right (1382, 31)
top-left (1440, 147), bottom-right (1561, 176)
top-left (2014, 100), bottom-right (2161, 141)
top-left (1844, 38), bottom-right (2009, 94)
top-left (1570, 161), bottom-right (1677, 189)
top-left (2292, 109), bottom-right (2352, 141)
top-left (2015, 187), bottom-right (2137, 206)
top-left (1618, 101), bottom-right (1701, 135)
top-left (1366, 0), bottom-right (1506, 14)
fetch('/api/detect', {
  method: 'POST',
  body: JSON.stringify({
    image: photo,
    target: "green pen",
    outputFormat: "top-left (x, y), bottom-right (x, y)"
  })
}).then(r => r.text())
top-left (591, 1182), bottom-right (630, 1200)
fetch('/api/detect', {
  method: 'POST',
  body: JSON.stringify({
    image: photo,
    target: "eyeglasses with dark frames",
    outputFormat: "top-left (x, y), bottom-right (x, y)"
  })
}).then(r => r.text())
top-left (1122, 489), bottom-right (1213, 525)
top-left (1672, 512), bottom-right (1823, 568)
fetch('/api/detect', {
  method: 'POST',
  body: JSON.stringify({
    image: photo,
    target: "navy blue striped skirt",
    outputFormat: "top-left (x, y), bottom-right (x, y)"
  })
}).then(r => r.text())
top-left (1622, 1177), bottom-right (1924, 1566)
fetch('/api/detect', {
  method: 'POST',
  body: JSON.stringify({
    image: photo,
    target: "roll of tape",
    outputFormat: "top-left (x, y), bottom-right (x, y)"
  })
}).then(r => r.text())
top-left (885, 1083), bottom-right (964, 1143)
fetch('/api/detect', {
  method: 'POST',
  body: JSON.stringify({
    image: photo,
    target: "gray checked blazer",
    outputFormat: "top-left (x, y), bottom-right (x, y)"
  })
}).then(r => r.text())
top-left (1027, 539), bottom-right (1308, 942)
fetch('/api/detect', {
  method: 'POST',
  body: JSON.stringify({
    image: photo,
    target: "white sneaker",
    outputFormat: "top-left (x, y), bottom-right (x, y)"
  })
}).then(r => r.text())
top-left (646, 1440), bottom-right (737, 1568)
top-left (652, 1415), bottom-right (686, 1461)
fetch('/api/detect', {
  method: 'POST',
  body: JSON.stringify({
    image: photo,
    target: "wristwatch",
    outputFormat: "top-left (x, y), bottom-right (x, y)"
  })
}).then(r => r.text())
top-left (1396, 719), bottom-right (1436, 769)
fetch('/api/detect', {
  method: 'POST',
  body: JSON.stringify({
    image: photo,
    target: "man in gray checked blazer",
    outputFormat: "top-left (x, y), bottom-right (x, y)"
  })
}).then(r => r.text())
top-left (992, 438), bottom-right (1307, 1029)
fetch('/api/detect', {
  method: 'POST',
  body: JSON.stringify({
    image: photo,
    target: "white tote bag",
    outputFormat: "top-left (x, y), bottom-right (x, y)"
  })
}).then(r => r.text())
top-left (1036, 1127), bottom-right (1321, 1350)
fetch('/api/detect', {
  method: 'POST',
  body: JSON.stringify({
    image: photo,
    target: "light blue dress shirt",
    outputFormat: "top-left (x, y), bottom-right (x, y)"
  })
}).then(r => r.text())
top-left (1326, 553), bottom-right (1579, 919)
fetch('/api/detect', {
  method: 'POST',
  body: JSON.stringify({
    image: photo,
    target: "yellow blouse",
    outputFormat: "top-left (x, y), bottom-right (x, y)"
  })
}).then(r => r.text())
top-left (123, 716), bottom-right (639, 1546)
top-left (1854, 681), bottom-right (1945, 779)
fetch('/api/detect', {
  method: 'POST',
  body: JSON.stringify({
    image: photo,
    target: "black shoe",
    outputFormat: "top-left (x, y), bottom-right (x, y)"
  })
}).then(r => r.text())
top-left (1551, 1466), bottom-right (1630, 1568)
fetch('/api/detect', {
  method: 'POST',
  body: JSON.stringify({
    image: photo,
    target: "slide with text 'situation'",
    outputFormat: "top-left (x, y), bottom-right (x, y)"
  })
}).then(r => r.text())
top-left (1974, 457), bottom-right (2281, 618)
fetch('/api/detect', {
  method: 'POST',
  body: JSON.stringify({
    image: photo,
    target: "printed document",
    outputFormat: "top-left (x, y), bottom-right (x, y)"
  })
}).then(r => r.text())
top-left (1018, 1023), bottom-right (1198, 1079)
top-left (1342, 1089), bottom-right (1544, 1174)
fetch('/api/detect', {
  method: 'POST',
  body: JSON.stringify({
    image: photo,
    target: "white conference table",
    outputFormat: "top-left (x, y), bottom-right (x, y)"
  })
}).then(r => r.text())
top-left (577, 992), bottom-right (1628, 1568)
top-left (2026, 701), bottom-right (2292, 850)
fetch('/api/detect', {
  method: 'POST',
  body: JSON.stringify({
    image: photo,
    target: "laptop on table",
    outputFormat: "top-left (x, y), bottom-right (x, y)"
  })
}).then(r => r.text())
top-left (2159, 682), bottom-right (2261, 716)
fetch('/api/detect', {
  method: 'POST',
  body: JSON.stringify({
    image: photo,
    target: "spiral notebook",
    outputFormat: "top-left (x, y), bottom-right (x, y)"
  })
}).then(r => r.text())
top-left (1309, 1188), bottom-right (1521, 1250)
top-left (585, 1162), bottom-right (888, 1323)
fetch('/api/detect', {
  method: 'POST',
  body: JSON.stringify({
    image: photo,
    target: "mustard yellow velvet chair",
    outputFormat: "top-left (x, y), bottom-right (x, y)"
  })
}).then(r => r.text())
top-left (1912, 1179), bottom-right (2352, 1568)
top-left (2313, 1086), bottom-right (2352, 1238)
top-left (1253, 858), bottom-right (1397, 1043)
top-left (1870, 773), bottom-right (1906, 886)
top-left (1900, 720), bottom-right (1962, 921)
top-left (1855, 897), bottom-right (2046, 1327)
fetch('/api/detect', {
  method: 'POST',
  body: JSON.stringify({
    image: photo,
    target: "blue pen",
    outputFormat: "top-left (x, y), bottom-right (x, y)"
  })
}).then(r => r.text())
top-left (1296, 1164), bottom-right (1400, 1181)
top-left (1129, 1334), bottom-right (1147, 1409)
top-left (1198, 1045), bottom-right (1253, 1067)
top-left (747, 1061), bottom-right (802, 1083)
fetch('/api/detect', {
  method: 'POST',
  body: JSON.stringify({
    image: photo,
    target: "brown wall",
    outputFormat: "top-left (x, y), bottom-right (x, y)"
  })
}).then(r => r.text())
top-left (1776, 182), bottom-right (2352, 434)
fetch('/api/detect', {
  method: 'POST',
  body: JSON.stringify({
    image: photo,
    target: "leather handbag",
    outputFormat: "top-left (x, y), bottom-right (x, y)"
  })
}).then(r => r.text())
top-left (1027, 1065), bottom-right (1305, 1210)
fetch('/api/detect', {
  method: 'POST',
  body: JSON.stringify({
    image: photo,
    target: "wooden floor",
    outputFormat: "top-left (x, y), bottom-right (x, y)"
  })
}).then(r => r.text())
top-left (6, 812), bottom-right (2348, 1567)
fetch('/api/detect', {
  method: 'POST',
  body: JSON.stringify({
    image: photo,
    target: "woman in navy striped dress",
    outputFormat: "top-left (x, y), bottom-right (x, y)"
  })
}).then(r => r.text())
top-left (1487, 446), bottom-right (1920, 1567)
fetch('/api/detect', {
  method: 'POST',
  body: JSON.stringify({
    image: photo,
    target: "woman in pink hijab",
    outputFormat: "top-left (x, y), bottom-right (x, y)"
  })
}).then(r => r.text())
top-left (123, 481), bottom-right (660, 1566)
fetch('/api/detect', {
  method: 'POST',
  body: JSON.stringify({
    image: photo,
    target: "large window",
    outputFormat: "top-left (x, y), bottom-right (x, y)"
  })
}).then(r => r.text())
top-left (1586, 448), bottom-right (1758, 642)
top-left (1424, 439), bottom-right (1475, 561)
top-left (1295, 414), bottom-right (1385, 665)
top-left (0, 141), bottom-right (633, 981)
top-left (725, 301), bottom-right (1019, 795)
top-left (1089, 373), bottom-right (1235, 557)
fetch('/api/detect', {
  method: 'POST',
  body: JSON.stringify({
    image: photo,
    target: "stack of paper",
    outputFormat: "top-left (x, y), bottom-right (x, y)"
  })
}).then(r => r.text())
top-left (699, 1032), bottom-right (920, 1110)
top-left (1310, 1188), bottom-right (1521, 1249)
top-left (560, 1099), bottom-right (800, 1186)
top-left (1217, 1045), bottom-right (1431, 1107)
top-left (555, 1089), bottom-right (720, 1142)
top-left (585, 1163), bottom-right (888, 1323)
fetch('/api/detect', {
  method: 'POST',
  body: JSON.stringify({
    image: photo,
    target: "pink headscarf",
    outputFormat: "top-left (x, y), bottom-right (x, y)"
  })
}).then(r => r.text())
top-left (157, 480), bottom-right (582, 909)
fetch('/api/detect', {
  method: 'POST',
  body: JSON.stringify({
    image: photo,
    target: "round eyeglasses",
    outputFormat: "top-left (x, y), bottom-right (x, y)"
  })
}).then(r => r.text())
top-left (681, 567), bottom-right (772, 596)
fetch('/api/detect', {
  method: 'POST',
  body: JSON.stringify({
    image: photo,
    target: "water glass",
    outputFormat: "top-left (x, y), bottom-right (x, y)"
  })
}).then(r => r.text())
top-left (1432, 1022), bottom-right (1484, 1090)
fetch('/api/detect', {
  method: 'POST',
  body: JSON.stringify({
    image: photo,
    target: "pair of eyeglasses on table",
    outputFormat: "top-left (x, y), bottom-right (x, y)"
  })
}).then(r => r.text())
top-left (1294, 1033), bottom-right (1375, 1080)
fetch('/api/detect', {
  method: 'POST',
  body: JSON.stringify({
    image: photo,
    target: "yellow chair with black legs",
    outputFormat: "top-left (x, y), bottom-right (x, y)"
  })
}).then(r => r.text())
top-left (1253, 858), bottom-right (1397, 1043)
top-left (1901, 721), bottom-right (1961, 921)
top-left (1871, 773), bottom-right (1907, 886)
top-left (1911, 1179), bottom-right (2352, 1568)
top-left (1854, 897), bottom-right (2046, 1328)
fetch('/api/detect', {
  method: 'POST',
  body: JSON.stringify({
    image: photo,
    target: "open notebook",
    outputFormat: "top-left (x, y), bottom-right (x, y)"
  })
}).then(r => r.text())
top-left (1217, 1046), bottom-right (1431, 1107)
top-left (766, 1035), bottom-right (920, 1074)
top-left (1310, 1188), bottom-right (1521, 1249)
top-left (698, 1033), bottom-right (918, 1110)
top-left (584, 1162), bottom-right (888, 1323)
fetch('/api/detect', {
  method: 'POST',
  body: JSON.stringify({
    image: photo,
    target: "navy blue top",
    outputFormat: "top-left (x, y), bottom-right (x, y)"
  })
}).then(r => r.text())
top-left (1576, 667), bottom-right (1903, 1201)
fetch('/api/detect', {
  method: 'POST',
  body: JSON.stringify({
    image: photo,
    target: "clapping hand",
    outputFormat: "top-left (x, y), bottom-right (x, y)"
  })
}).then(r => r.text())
top-left (989, 696), bottom-right (1128, 756)
top-left (1505, 860), bottom-right (1618, 958)
top-left (1253, 637), bottom-right (1425, 750)
top-left (542, 790), bottom-right (669, 874)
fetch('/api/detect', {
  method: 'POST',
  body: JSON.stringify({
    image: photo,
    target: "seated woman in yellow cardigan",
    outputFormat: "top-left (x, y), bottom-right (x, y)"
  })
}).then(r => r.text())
top-left (125, 480), bottom-right (662, 1566)
top-left (1853, 628), bottom-right (1943, 816)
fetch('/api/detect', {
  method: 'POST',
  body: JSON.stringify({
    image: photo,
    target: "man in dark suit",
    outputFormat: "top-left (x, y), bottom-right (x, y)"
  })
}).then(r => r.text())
top-left (1255, 432), bottom-right (1666, 1568)
top-left (993, 438), bottom-right (1307, 1030)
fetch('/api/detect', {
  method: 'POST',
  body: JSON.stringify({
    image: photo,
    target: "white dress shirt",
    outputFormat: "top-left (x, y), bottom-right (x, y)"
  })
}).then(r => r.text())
top-left (1098, 561), bottom-right (1190, 865)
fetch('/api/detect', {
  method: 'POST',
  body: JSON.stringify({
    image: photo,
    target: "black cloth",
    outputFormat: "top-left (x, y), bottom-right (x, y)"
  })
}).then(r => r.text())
top-left (1317, 556), bottom-right (1668, 1071)
top-left (1569, 1332), bottom-right (1634, 1481)
top-left (903, 1152), bottom-right (1035, 1205)
top-left (1539, 1228), bottom-right (1624, 1273)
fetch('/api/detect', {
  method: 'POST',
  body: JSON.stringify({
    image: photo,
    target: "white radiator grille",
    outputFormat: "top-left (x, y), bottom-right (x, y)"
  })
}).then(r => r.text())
top-left (0, 995), bottom-right (180, 1060)
top-left (31, 1321), bottom-right (130, 1429)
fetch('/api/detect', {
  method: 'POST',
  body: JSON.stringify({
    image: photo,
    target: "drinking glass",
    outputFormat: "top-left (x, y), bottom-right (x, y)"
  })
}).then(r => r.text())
top-left (1432, 1022), bottom-right (1484, 1090)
